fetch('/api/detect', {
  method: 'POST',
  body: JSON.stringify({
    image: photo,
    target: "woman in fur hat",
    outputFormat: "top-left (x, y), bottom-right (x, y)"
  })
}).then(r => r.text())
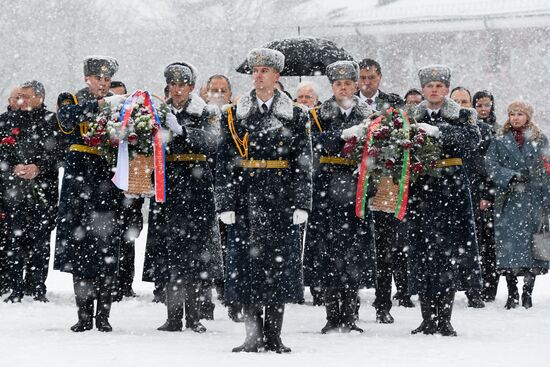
top-left (485, 101), bottom-right (550, 309)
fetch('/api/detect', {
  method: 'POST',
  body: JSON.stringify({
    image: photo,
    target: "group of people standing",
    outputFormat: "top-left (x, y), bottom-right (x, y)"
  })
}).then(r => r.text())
top-left (1, 46), bottom-right (548, 353)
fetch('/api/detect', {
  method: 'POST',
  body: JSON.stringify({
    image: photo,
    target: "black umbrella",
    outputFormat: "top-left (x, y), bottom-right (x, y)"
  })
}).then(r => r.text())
top-left (236, 36), bottom-right (355, 76)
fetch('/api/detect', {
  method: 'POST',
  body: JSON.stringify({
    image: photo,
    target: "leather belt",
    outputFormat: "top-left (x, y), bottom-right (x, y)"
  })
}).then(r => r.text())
top-left (436, 158), bottom-right (463, 168)
top-left (69, 144), bottom-right (100, 155)
top-left (238, 159), bottom-right (289, 169)
top-left (319, 156), bottom-right (356, 166)
top-left (166, 154), bottom-right (207, 162)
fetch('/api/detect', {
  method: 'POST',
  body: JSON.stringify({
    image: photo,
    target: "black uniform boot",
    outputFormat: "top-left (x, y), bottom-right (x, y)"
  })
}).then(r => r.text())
top-left (71, 279), bottom-right (94, 332)
top-left (436, 291), bottom-right (457, 336)
top-left (321, 288), bottom-right (340, 334)
top-left (521, 273), bottom-right (535, 309)
top-left (310, 285), bottom-right (324, 306)
top-left (184, 285), bottom-right (206, 333)
top-left (96, 277), bottom-right (114, 332)
top-left (375, 309), bottom-right (394, 324)
top-left (158, 281), bottom-right (183, 332)
top-left (228, 302), bottom-right (244, 323)
top-left (264, 304), bottom-right (291, 353)
top-left (232, 304), bottom-right (264, 353)
top-left (466, 289), bottom-right (485, 308)
top-left (411, 295), bottom-right (437, 335)
top-left (340, 288), bottom-right (363, 333)
top-left (504, 273), bottom-right (519, 309)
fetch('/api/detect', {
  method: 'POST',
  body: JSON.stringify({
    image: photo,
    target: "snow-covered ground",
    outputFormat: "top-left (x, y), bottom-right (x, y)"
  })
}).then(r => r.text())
top-left (1, 225), bottom-right (549, 367)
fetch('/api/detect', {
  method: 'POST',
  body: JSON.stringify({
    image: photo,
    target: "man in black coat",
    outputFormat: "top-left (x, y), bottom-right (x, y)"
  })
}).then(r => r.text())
top-left (1, 81), bottom-right (60, 303)
top-left (216, 48), bottom-right (312, 353)
top-left (55, 56), bottom-right (124, 332)
top-left (305, 61), bottom-right (376, 334)
top-left (356, 59), bottom-right (412, 325)
top-left (408, 65), bottom-right (482, 336)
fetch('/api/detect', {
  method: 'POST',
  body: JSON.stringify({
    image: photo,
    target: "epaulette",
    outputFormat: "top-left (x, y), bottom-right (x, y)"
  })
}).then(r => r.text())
top-left (56, 92), bottom-right (78, 135)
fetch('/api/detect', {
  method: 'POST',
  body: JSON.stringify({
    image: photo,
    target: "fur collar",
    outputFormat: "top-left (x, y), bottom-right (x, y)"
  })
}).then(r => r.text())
top-left (414, 96), bottom-right (461, 121)
top-left (168, 93), bottom-right (206, 117)
top-left (236, 89), bottom-right (294, 121)
top-left (318, 95), bottom-right (372, 121)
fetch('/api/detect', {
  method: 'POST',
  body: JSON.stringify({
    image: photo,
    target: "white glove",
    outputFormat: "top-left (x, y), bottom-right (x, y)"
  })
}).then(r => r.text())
top-left (219, 211), bottom-right (236, 225)
top-left (292, 209), bottom-right (308, 225)
top-left (416, 122), bottom-right (440, 138)
top-left (165, 112), bottom-right (183, 136)
top-left (104, 95), bottom-right (126, 109)
top-left (341, 123), bottom-right (365, 140)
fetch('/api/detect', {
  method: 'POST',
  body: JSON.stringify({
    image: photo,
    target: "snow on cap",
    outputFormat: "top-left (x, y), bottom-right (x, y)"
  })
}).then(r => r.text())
top-left (164, 62), bottom-right (197, 85)
top-left (83, 55), bottom-right (119, 77)
top-left (326, 60), bottom-right (359, 83)
top-left (247, 48), bottom-right (285, 72)
top-left (418, 64), bottom-right (451, 87)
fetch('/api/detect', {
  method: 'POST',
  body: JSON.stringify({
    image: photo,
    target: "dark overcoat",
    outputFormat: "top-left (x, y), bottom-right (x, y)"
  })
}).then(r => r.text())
top-left (142, 94), bottom-right (223, 284)
top-left (304, 96), bottom-right (376, 289)
top-left (54, 87), bottom-right (124, 278)
top-left (408, 97), bottom-right (482, 295)
top-left (215, 89), bottom-right (312, 305)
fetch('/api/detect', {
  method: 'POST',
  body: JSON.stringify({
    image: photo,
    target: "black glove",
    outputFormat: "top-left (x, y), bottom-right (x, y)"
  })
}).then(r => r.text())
top-left (510, 174), bottom-right (529, 186)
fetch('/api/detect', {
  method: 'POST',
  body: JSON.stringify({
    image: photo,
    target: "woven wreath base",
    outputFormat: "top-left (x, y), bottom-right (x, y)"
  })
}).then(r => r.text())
top-left (125, 154), bottom-right (154, 197)
top-left (369, 176), bottom-right (399, 213)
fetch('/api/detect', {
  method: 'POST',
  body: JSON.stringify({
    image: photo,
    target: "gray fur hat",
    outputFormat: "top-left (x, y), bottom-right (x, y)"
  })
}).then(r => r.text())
top-left (247, 48), bottom-right (285, 72)
top-left (164, 62), bottom-right (197, 85)
top-left (418, 64), bottom-right (451, 87)
top-left (83, 56), bottom-right (118, 77)
top-left (326, 60), bottom-right (359, 83)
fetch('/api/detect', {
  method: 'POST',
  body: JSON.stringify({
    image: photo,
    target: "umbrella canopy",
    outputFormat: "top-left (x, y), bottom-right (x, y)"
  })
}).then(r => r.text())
top-left (236, 36), bottom-right (355, 76)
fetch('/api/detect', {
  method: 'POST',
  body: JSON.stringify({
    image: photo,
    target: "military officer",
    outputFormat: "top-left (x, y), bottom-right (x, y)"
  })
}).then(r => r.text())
top-left (216, 48), bottom-right (312, 353)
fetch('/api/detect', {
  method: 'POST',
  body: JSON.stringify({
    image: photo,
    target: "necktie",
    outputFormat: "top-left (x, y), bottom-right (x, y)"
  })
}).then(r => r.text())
top-left (261, 103), bottom-right (269, 114)
top-left (430, 111), bottom-right (439, 120)
top-left (366, 98), bottom-right (374, 105)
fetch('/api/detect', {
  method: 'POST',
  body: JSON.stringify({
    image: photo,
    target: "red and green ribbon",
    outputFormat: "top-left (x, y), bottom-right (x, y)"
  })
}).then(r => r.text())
top-left (394, 110), bottom-right (411, 220)
top-left (355, 116), bottom-right (382, 218)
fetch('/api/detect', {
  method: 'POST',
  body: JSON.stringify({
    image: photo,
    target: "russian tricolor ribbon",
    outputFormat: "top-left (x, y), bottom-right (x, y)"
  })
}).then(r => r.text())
top-left (112, 90), bottom-right (166, 202)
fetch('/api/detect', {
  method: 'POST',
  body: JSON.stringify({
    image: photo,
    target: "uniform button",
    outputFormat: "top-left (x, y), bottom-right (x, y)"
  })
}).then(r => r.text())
top-left (250, 172), bottom-right (255, 177)
top-left (277, 171), bottom-right (282, 176)
top-left (279, 141), bottom-right (283, 146)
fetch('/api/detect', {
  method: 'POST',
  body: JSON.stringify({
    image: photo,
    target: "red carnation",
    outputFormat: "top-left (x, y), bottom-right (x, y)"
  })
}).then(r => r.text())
top-left (109, 138), bottom-right (120, 148)
top-left (393, 119), bottom-right (403, 129)
top-left (0, 212), bottom-right (6, 221)
top-left (402, 140), bottom-right (413, 149)
top-left (342, 136), bottom-right (357, 155)
top-left (368, 146), bottom-right (380, 158)
top-left (11, 128), bottom-right (21, 136)
top-left (89, 137), bottom-right (102, 146)
top-left (414, 134), bottom-right (425, 145)
top-left (385, 159), bottom-right (395, 169)
top-left (127, 133), bottom-right (139, 145)
top-left (412, 163), bottom-right (424, 173)
top-left (97, 118), bottom-right (108, 127)
top-left (1, 136), bottom-right (16, 145)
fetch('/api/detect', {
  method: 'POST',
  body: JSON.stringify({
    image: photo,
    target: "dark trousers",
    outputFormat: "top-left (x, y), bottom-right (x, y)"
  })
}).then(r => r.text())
top-left (165, 278), bottom-right (200, 326)
top-left (8, 208), bottom-right (52, 297)
top-left (324, 287), bottom-right (358, 325)
top-left (478, 208), bottom-right (499, 300)
top-left (117, 197), bottom-right (143, 295)
top-left (73, 275), bottom-right (115, 321)
top-left (372, 212), bottom-right (408, 311)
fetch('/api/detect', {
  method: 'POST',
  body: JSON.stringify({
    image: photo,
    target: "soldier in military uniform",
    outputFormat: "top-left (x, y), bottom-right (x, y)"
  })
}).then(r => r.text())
top-left (55, 56), bottom-right (124, 332)
top-left (1, 81), bottom-right (60, 303)
top-left (216, 48), bottom-right (312, 353)
top-left (304, 61), bottom-right (376, 334)
top-left (408, 65), bottom-right (482, 336)
top-left (142, 62), bottom-right (223, 333)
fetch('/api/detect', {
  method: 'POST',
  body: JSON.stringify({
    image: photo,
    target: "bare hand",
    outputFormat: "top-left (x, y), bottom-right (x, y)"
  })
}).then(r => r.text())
top-left (14, 164), bottom-right (40, 180)
top-left (479, 199), bottom-right (492, 211)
